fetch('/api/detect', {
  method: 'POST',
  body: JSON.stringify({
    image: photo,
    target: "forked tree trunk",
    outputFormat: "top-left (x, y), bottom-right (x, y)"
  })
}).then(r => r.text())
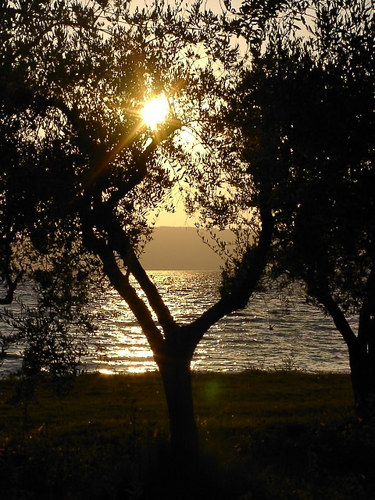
top-left (91, 193), bottom-right (274, 461)
top-left (95, 238), bottom-right (201, 459)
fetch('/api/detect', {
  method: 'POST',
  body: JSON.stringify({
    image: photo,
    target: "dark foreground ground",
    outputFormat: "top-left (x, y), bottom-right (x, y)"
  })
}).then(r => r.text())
top-left (0, 370), bottom-right (374, 499)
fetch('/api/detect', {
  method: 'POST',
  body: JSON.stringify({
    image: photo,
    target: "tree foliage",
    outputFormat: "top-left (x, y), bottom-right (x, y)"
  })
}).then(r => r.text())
top-left (229, 0), bottom-right (375, 409)
top-left (0, 0), bottom-right (278, 460)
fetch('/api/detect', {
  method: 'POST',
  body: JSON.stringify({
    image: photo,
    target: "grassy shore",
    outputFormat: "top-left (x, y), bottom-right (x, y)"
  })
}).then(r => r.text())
top-left (0, 370), bottom-right (374, 499)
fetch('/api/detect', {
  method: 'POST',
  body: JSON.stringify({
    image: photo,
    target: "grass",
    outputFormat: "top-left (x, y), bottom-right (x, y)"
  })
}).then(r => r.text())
top-left (0, 370), bottom-right (374, 499)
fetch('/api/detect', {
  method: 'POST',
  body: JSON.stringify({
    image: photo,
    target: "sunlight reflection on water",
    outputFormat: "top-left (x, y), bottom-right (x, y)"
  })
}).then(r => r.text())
top-left (1, 271), bottom-right (351, 376)
top-left (84, 271), bottom-right (350, 375)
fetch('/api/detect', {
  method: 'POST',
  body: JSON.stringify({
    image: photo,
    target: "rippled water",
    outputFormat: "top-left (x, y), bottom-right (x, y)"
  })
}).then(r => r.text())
top-left (1, 271), bottom-right (351, 376)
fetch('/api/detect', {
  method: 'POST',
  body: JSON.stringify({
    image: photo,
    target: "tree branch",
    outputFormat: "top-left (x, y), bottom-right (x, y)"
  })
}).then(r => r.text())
top-left (84, 229), bottom-right (164, 353)
top-left (0, 271), bottom-right (23, 305)
top-left (310, 285), bottom-right (358, 349)
top-left (96, 211), bottom-right (178, 335)
top-left (126, 248), bottom-right (178, 335)
top-left (188, 203), bottom-right (274, 347)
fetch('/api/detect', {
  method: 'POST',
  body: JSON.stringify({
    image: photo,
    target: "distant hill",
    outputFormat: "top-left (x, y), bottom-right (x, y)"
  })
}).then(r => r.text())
top-left (140, 227), bottom-right (231, 270)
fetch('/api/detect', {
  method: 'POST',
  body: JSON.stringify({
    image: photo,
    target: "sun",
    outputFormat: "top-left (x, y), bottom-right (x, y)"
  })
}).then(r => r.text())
top-left (141, 94), bottom-right (170, 130)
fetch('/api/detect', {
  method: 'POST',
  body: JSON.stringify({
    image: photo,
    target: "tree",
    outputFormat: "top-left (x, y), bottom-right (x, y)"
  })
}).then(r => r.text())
top-left (0, 0), bottom-right (114, 370)
top-left (0, 0), bottom-right (276, 463)
top-left (229, 0), bottom-right (375, 412)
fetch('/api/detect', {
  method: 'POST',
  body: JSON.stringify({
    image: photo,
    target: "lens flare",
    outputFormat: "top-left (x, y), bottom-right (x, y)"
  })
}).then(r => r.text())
top-left (141, 94), bottom-right (170, 129)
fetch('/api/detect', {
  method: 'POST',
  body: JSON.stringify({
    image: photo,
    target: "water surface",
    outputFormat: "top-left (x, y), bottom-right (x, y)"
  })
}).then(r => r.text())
top-left (1, 271), bottom-right (351, 376)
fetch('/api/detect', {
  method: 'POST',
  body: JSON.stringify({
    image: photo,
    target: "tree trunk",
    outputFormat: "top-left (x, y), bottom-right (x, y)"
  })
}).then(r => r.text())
top-left (348, 341), bottom-right (375, 417)
top-left (348, 342), bottom-right (368, 411)
top-left (156, 347), bottom-right (199, 463)
top-left (315, 289), bottom-right (375, 417)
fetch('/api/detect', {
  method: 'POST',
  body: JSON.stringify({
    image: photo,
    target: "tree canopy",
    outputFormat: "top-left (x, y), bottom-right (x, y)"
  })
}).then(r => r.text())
top-left (228, 0), bottom-right (375, 409)
top-left (1, 0), bottom-right (374, 462)
top-left (0, 0), bottom-right (277, 459)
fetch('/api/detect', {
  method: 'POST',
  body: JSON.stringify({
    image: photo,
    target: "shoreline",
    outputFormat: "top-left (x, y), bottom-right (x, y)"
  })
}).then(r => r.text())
top-left (0, 365), bottom-right (352, 381)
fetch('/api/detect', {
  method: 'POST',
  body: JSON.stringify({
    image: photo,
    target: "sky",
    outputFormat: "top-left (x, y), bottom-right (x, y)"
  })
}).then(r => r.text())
top-left (141, 0), bottom-right (244, 226)
top-left (155, 203), bottom-right (193, 226)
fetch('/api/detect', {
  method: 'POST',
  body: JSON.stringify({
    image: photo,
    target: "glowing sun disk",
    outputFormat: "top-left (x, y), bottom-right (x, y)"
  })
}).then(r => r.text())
top-left (141, 94), bottom-right (169, 129)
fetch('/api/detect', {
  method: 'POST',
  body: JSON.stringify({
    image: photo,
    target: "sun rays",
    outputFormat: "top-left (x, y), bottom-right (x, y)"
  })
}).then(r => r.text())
top-left (140, 93), bottom-right (170, 130)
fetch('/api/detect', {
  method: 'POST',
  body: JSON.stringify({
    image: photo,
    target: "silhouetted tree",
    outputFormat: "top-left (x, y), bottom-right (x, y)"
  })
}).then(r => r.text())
top-left (229, 0), bottom-right (374, 412)
top-left (0, 0), bottom-right (277, 463)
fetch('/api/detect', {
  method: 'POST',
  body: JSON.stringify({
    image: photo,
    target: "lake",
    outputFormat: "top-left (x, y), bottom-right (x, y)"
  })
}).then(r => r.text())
top-left (0, 271), bottom-right (351, 376)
